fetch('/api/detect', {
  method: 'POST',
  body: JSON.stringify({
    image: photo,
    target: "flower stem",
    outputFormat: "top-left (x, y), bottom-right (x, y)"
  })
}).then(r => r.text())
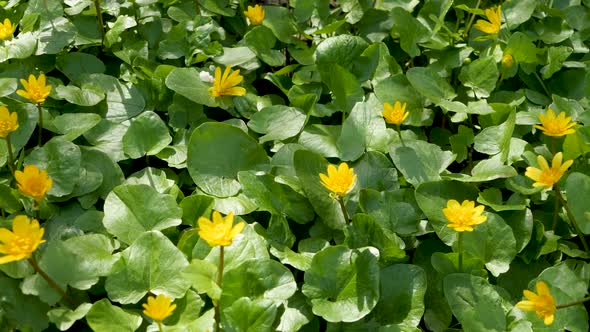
top-left (552, 194), bottom-right (559, 231)
top-left (554, 185), bottom-right (590, 254)
top-left (457, 232), bottom-right (463, 272)
top-left (556, 296), bottom-right (590, 309)
top-left (195, 0), bottom-right (200, 15)
top-left (396, 125), bottom-right (405, 147)
top-left (94, 0), bottom-right (105, 44)
top-left (5, 135), bottom-right (15, 174)
top-left (463, 0), bottom-right (481, 37)
top-left (28, 257), bottom-right (75, 307)
top-left (36, 104), bottom-right (43, 147)
top-left (214, 246), bottom-right (225, 332)
top-left (157, 321), bottom-right (164, 332)
top-left (534, 72), bottom-right (551, 97)
top-left (337, 196), bottom-right (350, 223)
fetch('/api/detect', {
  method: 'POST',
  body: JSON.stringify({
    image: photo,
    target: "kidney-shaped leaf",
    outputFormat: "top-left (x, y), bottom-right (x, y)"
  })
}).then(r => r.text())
top-left (302, 245), bottom-right (380, 322)
top-left (86, 299), bottom-right (142, 332)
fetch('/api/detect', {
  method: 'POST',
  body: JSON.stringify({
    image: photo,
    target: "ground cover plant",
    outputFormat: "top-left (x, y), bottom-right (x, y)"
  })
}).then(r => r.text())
top-left (1, 0), bottom-right (590, 331)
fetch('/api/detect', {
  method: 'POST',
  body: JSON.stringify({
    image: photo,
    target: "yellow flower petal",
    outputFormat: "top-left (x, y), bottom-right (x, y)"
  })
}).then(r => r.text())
top-left (443, 199), bottom-right (487, 232)
top-left (208, 66), bottom-right (247, 97)
top-left (319, 162), bottom-right (356, 197)
top-left (17, 74), bottom-right (52, 104)
top-left (15, 164), bottom-right (53, 201)
top-left (197, 210), bottom-right (245, 247)
top-left (142, 294), bottom-right (176, 322)
top-left (535, 108), bottom-right (576, 137)
top-left (0, 215), bottom-right (45, 265)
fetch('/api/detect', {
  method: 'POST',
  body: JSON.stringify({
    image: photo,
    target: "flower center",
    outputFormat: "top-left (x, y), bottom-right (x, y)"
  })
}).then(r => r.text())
top-left (0, 120), bottom-right (14, 134)
top-left (539, 168), bottom-right (561, 185)
top-left (7, 236), bottom-right (35, 255)
top-left (535, 295), bottom-right (554, 315)
top-left (544, 122), bottom-right (565, 134)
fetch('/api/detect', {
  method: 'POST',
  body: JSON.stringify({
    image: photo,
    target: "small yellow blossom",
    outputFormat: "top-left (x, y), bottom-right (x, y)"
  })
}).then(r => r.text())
top-left (442, 200), bottom-right (487, 232)
top-left (244, 5), bottom-right (265, 26)
top-left (525, 152), bottom-right (572, 189)
top-left (0, 106), bottom-right (18, 138)
top-left (0, 215), bottom-right (45, 264)
top-left (16, 74), bottom-right (52, 104)
top-left (15, 164), bottom-right (53, 201)
top-left (0, 18), bottom-right (16, 40)
top-left (319, 162), bottom-right (357, 198)
top-left (382, 101), bottom-right (409, 125)
top-left (142, 294), bottom-right (176, 322)
top-left (473, 6), bottom-right (502, 35)
top-left (198, 211), bottom-right (245, 247)
top-left (534, 108), bottom-right (576, 137)
top-left (516, 281), bottom-right (556, 326)
top-left (501, 54), bottom-right (514, 69)
top-left (208, 66), bottom-right (246, 97)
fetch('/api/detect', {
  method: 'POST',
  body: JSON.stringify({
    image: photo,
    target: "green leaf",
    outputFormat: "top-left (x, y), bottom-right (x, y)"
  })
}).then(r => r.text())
top-left (56, 52), bottom-right (105, 84)
top-left (337, 99), bottom-right (389, 161)
top-left (123, 111), bottom-right (172, 158)
top-left (53, 113), bottom-right (101, 141)
top-left (390, 8), bottom-right (429, 57)
top-left (221, 259), bottom-right (297, 305)
top-left (503, 0), bottom-right (537, 29)
top-left (346, 214), bottom-right (406, 264)
top-left (239, 171), bottom-right (314, 224)
top-left (166, 68), bottom-right (218, 107)
top-left (24, 137), bottom-right (82, 197)
top-left (458, 56), bottom-right (499, 99)
top-left (247, 105), bottom-right (306, 143)
top-left (565, 172), bottom-right (590, 234)
top-left (48, 303), bottom-right (92, 331)
top-left (276, 291), bottom-right (314, 332)
top-left (293, 150), bottom-right (346, 230)
top-left (243, 26), bottom-right (285, 67)
top-left (104, 15), bottom-right (137, 48)
top-left (473, 109), bottom-right (516, 162)
top-left (505, 32), bottom-right (538, 65)
top-left (262, 6), bottom-right (298, 43)
top-left (302, 245), bottom-right (380, 322)
top-left (187, 122), bottom-right (269, 197)
top-left (0, 77), bottom-right (17, 97)
top-left (298, 124), bottom-right (341, 158)
top-left (359, 188), bottom-right (421, 236)
top-left (105, 231), bottom-right (191, 304)
top-left (86, 299), bottom-right (142, 332)
top-left (103, 184), bottom-right (182, 244)
top-left (317, 64), bottom-right (364, 114)
top-left (223, 298), bottom-right (279, 332)
top-left (55, 84), bottom-right (105, 106)
top-left (180, 194), bottom-right (215, 226)
top-left (406, 67), bottom-right (456, 103)
top-left (374, 75), bottom-right (429, 127)
top-left (374, 264), bottom-right (426, 326)
top-left (541, 46), bottom-right (573, 79)
top-left (443, 274), bottom-right (509, 332)
top-left (315, 35), bottom-right (368, 70)
top-left (0, 275), bottom-right (50, 332)
top-left (183, 259), bottom-right (222, 301)
top-left (388, 140), bottom-right (456, 186)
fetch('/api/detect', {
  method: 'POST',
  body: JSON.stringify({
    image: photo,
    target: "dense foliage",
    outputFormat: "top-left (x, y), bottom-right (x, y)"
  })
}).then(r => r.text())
top-left (1, 0), bottom-right (590, 331)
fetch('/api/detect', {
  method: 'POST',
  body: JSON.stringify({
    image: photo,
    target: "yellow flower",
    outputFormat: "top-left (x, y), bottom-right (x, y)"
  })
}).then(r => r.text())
top-left (198, 211), bottom-right (245, 247)
top-left (0, 215), bottom-right (45, 264)
top-left (382, 101), bottom-right (409, 125)
top-left (208, 66), bottom-right (247, 98)
top-left (0, 18), bottom-right (16, 40)
top-left (501, 54), bottom-right (514, 69)
top-left (319, 162), bottom-right (357, 198)
top-left (534, 108), bottom-right (576, 137)
top-left (15, 164), bottom-right (53, 201)
top-left (142, 294), bottom-right (176, 322)
top-left (525, 152), bottom-right (573, 189)
top-left (244, 5), bottom-right (265, 26)
top-left (473, 6), bottom-right (502, 35)
top-left (16, 74), bottom-right (52, 104)
top-left (0, 106), bottom-right (18, 138)
top-left (516, 281), bottom-right (556, 325)
top-left (442, 200), bottom-right (487, 232)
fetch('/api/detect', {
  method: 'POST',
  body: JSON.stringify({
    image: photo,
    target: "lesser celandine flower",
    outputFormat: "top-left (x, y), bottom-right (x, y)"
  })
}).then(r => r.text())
top-left (244, 5), bottom-right (265, 26)
top-left (443, 200), bottom-right (487, 232)
top-left (16, 74), bottom-right (52, 105)
top-left (535, 108), bottom-right (576, 137)
top-left (0, 18), bottom-right (16, 40)
top-left (473, 6), bottom-right (501, 35)
top-left (525, 152), bottom-right (573, 189)
top-left (15, 164), bottom-right (53, 201)
top-left (0, 106), bottom-right (18, 138)
top-left (319, 162), bottom-right (357, 198)
top-left (198, 211), bottom-right (245, 247)
top-left (0, 215), bottom-right (45, 264)
top-left (516, 281), bottom-right (556, 325)
top-left (142, 294), bottom-right (176, 322)
top-left (382, 101), bottom-right (409, 125)
top-left (208, 66), bottom-right (246, 97)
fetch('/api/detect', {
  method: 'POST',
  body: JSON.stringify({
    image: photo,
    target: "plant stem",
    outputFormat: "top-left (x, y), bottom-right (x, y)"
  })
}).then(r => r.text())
top-left (195, 0), bottom-right (200, 15)
top-left (552, 194), bottom-right (559, 231)
top-left (94, 0), bottom-right (105, 44)
top-left (554, 185), bottom-right (590, 254)
top-left (457, 232), bottom-right (463, 272)
top-left (534, 72), bottom-right (551, 97)
top-left (556, 296), bottom-right (590, 309)
top-left (157, 321), bottom-right (164, 332)
top-left (214, 246), bottom-right (225, 332)
top-left (463, 0), bottom-right (481, 37)
top-left (28, 257), bottom-right (75, 307)
top-left (5, 135), bottom-right (15, 174)
top-left (337, 196), bottom-right (350, 223)
top-left (36, 104), bottom-right (43, 147)
top-left (396, 125), bottom-right (405, 147)
top-left (551, 138), bottom-right (557, 155)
